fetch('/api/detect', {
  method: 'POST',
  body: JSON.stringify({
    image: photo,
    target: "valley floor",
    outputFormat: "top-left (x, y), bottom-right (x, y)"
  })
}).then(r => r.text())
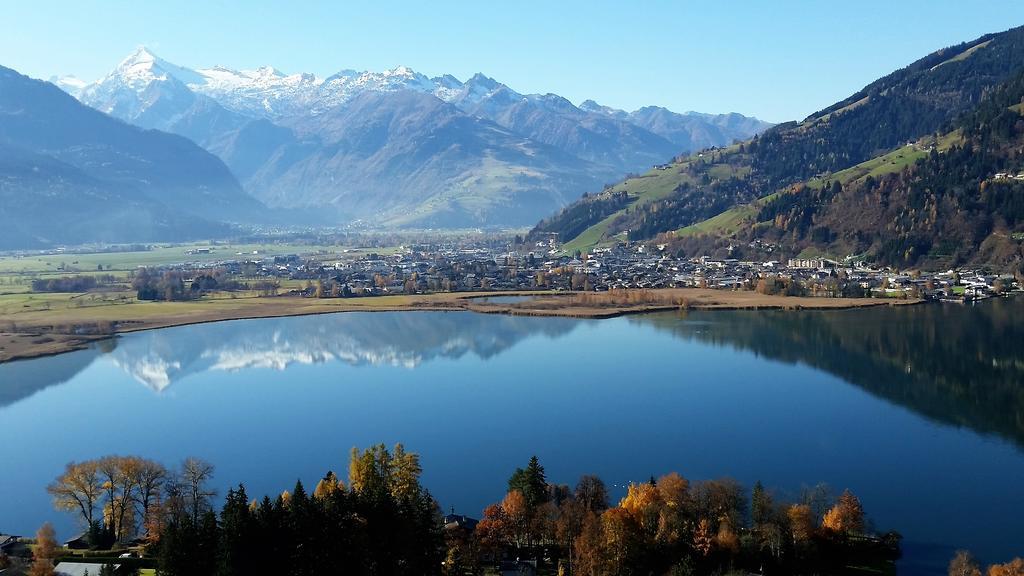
top-left (0, 289), bottom-right (918, 364)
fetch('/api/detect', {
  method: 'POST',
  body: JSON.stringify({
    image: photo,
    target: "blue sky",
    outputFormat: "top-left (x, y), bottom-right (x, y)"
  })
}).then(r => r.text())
top-left (4, 0), bottom-right (1022, 122)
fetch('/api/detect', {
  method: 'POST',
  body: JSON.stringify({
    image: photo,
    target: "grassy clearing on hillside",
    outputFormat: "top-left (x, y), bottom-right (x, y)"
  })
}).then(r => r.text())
top-left (562, 152), bottom-right (756, 252)
top-left (934, 39), bottom-right (992, 69)
top-left (676, 205), bottom-right (756, 237)
top-left (561, 167), bottom-right (694, 253)
top-left (807, 131), bottom-right (964, 190)
top-left (675, 192), bottom-right (779, 238)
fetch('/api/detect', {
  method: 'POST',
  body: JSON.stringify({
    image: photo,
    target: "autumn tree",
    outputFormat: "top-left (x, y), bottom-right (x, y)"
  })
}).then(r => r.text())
top-left (48, 460), bottom-right (102, 532)
top-left (822, 489), bottom-right (865, 535)
top-left (28, 523), bottom-right (57, 576)
top-left (715, 515), bottom-right (740, 555)
top-left (475, 503), bottom-right (510, 552)
top-left (572, 512), bottom-right (606, 576)
top-left (620, 482), bottom-right (662, 539)
top-left (313, 470), bottom-right (344, 500)
top-left (693, 518), bottom-right (714, 557)
top-left (348, 443), bottom-right (423, 501)
top-left (693, 478), bottom-right (745, 531)
top-left (787, 504), bottom-right (815, 544)
top-left (602, 507), bottom-right (641, 575)
top-left (655, 472), bottom-right (692, 546)
top-left (98, 455), bottom-right (143, 542)
top-left (987, 558), bottom-right (1024, 576)
top-left (501, 490), bottom-right (531, 549)
top-left (134, 459), bottom-right (168, 538)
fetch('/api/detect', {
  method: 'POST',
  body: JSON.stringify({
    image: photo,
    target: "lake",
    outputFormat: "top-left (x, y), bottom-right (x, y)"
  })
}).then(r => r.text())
top-left (1, 298), bottom-right (1022, 574)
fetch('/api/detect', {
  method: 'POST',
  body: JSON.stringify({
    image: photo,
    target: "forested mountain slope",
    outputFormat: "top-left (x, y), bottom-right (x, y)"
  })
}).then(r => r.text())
top-left (535, 25), bottom-right (1024, 270)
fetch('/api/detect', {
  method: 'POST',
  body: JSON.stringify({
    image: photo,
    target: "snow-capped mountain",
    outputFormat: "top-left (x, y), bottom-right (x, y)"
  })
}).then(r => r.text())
top-left (57, 48), bottom-right (772, 227)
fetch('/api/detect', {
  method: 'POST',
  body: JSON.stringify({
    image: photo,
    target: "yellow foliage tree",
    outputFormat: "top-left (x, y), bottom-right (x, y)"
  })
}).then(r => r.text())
top-left (715, 516), bottom-right (740, 554)
top-left (602, 507), bottom-right (639, 575)
top-left (28, 523), bottom-right (57, 576)
top-left (987, 558), bottom-right (1024, 576)
top-left (572, 513), bottom-right (606, 576)
top-left (619, 482), bottom-right (662, 537)
top-left (787, 503), bottom-right (814, 543)
top-left (313, 470), bottom-right (344, 500)
top-left (822, 489), bottom-right (865, 535)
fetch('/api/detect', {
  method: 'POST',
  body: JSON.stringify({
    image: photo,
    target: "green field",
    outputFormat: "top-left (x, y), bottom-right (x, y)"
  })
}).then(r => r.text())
top-left (0, 241), bottom-right (392, 318)
top-left (0, 242), bottom-right (353, 275)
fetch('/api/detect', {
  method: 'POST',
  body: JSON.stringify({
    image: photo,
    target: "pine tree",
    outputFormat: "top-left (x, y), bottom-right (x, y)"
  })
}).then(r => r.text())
top-left (752, 481), bottom-right (772, 528)
top-left (508, 456), bottom-right (549, 509)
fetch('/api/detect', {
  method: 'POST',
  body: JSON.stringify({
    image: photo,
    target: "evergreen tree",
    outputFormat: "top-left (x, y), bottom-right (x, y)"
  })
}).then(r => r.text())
top-left (508, 456), bottom-right (550, 509)
top-left (752, 481), bottom-right (772, 528)
top-left (217, 485), bottom-right (255, 576)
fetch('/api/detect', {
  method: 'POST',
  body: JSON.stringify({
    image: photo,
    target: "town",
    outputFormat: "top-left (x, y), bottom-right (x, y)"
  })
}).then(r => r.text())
top-left (99, 236), bottom-right (1022, 303)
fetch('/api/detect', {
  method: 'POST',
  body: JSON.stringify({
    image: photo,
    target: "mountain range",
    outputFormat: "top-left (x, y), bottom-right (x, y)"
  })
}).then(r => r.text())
top-left (535, 25), bottom-right (1024, 271)
top-left (50, 48), bottom-right (771, 229)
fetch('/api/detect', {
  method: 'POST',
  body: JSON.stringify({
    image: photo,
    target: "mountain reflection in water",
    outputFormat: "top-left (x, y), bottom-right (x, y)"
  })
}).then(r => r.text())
top-left (631, 297), bottom-right (1024, 448)
top-left (3, 300), bottom-right (1021, 453)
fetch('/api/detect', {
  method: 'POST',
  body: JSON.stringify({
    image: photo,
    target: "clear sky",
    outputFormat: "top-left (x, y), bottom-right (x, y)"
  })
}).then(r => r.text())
top-left (4, 0), bottom-right (1022, 123)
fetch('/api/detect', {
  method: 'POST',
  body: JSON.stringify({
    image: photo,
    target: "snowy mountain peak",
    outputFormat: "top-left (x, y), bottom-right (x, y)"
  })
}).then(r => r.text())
top-left (108, 46), bottom-right (202, 88)
top-left (254, 65), bottom-right (285, 78)
top-left (123, 45), bottom-right (158, 65)
top-left (388, 64), bottom-right (417, 77)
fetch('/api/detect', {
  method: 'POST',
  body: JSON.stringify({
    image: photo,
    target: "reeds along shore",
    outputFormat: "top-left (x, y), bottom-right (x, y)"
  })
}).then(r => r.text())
top-left (0, 289), bottom-right (919, 364)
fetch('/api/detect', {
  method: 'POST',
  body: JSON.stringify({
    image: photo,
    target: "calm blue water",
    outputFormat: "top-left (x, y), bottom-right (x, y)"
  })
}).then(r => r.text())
top-left (1, 301), bottom-right (1022, 574)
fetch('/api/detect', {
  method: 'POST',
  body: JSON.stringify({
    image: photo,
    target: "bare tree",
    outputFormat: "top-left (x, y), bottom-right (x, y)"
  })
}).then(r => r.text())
top-left (132, 459), bottom-right (168, 536)
top-left (180, 457), bottom-right (216, 523)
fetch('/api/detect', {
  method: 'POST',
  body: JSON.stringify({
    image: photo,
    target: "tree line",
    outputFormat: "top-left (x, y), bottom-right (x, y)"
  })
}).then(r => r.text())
top-left (131, 268), bottom-right (278, 301)
top-left (451, 456), bottom-right (896, 576)
top-left (30, 275), bottom-right (118, 293)
top-left (25, 449), bottom-right (1023, 575)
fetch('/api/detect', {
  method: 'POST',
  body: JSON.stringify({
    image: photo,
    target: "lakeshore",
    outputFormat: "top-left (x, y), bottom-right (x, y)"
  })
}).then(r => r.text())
top-left (0, 289), bottom-right (918, 363)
